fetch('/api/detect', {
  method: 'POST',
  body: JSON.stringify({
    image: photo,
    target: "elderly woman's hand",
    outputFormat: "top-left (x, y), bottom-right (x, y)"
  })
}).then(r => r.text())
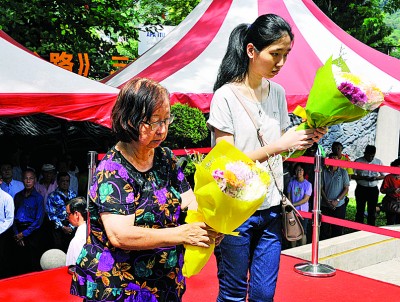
top-left (214, 232), bottom-right (225, 246)
top-left (181, 222), bottom-right (222, 248)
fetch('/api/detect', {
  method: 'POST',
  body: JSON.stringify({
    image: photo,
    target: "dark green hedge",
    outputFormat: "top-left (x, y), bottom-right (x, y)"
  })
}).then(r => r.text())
top-left (164, 103), bottom-right (209, 149)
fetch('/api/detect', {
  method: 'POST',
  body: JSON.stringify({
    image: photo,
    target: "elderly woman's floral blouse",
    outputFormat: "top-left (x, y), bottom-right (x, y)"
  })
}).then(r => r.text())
top-left (71, 146), bottom-right (190, 302)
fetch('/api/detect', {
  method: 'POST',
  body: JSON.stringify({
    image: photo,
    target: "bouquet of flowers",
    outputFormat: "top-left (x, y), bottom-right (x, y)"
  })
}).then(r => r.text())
top-left (182, 140), bottom-right (270, 277)
top-left (285, 56), bottom-right (385, 158)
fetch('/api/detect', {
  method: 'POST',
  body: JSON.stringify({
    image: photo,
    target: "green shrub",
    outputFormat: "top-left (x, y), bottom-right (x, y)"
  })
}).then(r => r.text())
top-left (163, 103), bottom-right (209, 186)
top-left (164, 103), bottom-right (209, 149)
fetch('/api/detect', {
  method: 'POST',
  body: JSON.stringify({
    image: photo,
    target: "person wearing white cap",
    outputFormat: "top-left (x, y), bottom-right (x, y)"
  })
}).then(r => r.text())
top-left (35, 163), bottom-right (58, 206)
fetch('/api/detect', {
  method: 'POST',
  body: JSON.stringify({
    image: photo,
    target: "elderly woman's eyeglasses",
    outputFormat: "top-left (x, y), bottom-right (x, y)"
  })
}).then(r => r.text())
top-left (142, 115), bottom-right (175, 131)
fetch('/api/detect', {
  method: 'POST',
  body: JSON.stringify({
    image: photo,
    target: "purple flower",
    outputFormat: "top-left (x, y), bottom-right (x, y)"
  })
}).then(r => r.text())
top-left (174, 205), bottom-right (181, 223)
top-left (115, 250), bottom-right (130, 262)
top-left (126, 282), bottom-right (140, 291)
top-left (177, 170), bottom-right (184, 182)
top-left (125, 283), bottom-right (158, 302)
top-left (77, 275), bottom-right (86, 286)
top-left (338, 82), bottom-right (354, 96)
top-left (126, 192), bottom-right (135, 204)
top-left (98, 249), bottom-right (115, 271)
top-left (338, 82), bottom-right (367, 105)
top-left (105, 161), bottom-right (123, 173)
top-left (89, 181), bottom-right (98, 199)
top-left (137, 290), bottom-right (157, 302)
top-left (154, 188), bottom-right (168, 205)
top-left (212, 169), bottom-right (224, 179)
top-left (97, 160), bottom-right (106, 171)
top-left (118, 166), bottom-right (129, 180)
top-left (351, 89), bottom-right (367, 103)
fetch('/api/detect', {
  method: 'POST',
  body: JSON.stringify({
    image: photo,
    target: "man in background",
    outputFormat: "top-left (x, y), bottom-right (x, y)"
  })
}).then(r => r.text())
top-left (353, 145), bottom-right (385, 226)
top-left (320, 153), bottom-right (350, 239)
top-left (65, 196), bottom-right (87, 274)
top-left (35, 164), bottom-right (58, 206)
top-left (331, 141), bottom-right (354, 207)
top-left (13, 168), bottom-right (45, 275)
top-left (1, 162), bottom-right (24, 198)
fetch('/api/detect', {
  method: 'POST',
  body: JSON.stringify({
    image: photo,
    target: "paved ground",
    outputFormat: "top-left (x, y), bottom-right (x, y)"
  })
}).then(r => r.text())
top-left (346, 180), bottom-right (400, 286)
top-left (352, 257), bottom-right (400, 286)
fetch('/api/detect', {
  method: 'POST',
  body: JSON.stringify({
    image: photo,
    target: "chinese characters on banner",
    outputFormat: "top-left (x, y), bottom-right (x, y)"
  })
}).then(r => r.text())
top-left (48, 52), bottom-right (131, 77)
top-left (45, 26), bottom-right (175, 76)
top-left (110, 56), bottom-right (129, 74)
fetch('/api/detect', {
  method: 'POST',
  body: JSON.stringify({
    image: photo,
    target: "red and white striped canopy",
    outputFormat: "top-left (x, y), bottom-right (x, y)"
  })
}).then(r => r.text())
top-left (0, 31), bottom-right (119, 128)
top-left (103, 0), bottom-right (400, 113)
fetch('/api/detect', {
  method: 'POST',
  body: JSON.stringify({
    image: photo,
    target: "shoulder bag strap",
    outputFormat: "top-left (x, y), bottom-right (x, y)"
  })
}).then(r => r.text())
top-left (229, 85), bottom-right (266, 147)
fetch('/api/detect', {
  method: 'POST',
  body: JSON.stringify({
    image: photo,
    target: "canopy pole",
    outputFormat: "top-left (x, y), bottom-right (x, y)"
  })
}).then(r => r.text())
top-left (86, 151), bottom-right (97, 237)
top-left (294, 146), bottom-right (336, 277)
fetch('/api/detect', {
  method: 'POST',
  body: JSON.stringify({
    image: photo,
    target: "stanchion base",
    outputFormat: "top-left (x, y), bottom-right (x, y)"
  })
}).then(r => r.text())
top-left (294, 262), bottom-right (336, 277)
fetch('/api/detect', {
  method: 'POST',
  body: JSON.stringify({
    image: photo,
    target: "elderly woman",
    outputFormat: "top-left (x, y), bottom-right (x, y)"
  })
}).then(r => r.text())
top-left (70, 78), bottom-right (220, 302)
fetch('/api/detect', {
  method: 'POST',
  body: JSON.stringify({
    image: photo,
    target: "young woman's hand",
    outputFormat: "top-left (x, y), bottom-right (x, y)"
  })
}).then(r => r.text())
top-left (279, 126), bottom-right (327, 152)
top-left (313, 127), bottom-right (327, 142)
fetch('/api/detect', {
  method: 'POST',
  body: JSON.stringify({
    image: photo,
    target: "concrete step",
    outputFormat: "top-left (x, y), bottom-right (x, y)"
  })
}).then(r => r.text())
top-left (282, 225), bottom-right (400, 285)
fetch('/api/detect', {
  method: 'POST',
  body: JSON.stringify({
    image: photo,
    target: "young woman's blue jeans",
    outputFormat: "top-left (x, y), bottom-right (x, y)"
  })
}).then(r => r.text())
top-left (214, 205), bottom-right (282, 302)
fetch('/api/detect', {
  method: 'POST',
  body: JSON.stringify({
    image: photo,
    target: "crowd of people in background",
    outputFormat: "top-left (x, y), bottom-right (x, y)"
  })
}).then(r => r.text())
top-left (283, 142), bottom-right (400, 247)
top-left (0, 154), bottom-right (87, 279)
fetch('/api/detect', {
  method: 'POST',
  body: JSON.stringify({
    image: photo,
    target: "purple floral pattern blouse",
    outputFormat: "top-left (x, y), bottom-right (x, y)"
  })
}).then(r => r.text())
top-left (71, 146), bottom-right (190, 302)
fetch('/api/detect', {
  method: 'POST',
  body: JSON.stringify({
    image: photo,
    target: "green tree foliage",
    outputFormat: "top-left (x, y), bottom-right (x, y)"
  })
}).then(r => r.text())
top-left (314, 0), bottom-right (393, 48)
top-left (0, 0), bottom-right (200, 79)
top-left (164, 0), bottom-right (201, 25)
top-left (383, 10), bottom-right (400, 58)
top-left (382, 0), bottom-right (400, 14)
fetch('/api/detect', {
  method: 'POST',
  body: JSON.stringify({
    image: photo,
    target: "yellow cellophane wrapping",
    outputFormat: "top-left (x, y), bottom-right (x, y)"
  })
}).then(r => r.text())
top-left (182, 140), bottom-right (269, 277)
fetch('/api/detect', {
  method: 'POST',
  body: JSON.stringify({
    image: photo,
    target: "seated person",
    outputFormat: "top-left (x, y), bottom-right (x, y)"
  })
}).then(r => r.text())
top-left (380, 158), bottom-right (400, 225)
top-left (65, 196), bottom-right (87, 273)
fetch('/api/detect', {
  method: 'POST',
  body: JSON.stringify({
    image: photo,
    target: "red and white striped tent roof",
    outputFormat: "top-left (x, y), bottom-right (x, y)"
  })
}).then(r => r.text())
top-left (103, 0), bottom-right (400, 113)
top-left (0, 30), bottom-right (119, 128)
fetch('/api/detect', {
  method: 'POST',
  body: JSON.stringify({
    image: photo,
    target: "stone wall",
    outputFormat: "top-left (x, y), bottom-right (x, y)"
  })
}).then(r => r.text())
top-left (289, 110), bottom-right (379, 161)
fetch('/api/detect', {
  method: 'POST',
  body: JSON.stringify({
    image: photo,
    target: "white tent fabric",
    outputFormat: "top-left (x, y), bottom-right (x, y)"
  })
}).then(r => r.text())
top-left (0, 31), bottom-right (119, 127)
top-left (103, 0), bottom-right (400, 113)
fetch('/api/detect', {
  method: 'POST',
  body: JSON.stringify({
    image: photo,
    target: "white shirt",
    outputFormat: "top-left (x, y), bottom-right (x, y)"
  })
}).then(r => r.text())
top-left (66, 222), bottom-right (87, 266)
top-left (354, 157), bottom-right (385, 187)
top-left (0, 189), bottom-right (14, 234)
top-left (207, 82), bottom-right (290, 210)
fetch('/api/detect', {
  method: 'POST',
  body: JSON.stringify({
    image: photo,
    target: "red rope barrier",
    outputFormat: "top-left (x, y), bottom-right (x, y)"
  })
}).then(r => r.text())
top-left (287, 156), bottom-right (400, 175)
top-left (98, 148), bottom-right (400, 175)
top-left (96, 147), bottom-right (212, 161)
top-left (298, 210), bottom-right (400, 239)
top-left (172, 147), bottom-right (212, 156)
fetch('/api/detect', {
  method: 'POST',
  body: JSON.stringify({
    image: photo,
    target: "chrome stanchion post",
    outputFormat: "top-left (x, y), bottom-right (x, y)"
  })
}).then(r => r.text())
top-left (86, 151), bottom-right (97, 236)
top-left (294, 146), bottom-right (336, 277)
